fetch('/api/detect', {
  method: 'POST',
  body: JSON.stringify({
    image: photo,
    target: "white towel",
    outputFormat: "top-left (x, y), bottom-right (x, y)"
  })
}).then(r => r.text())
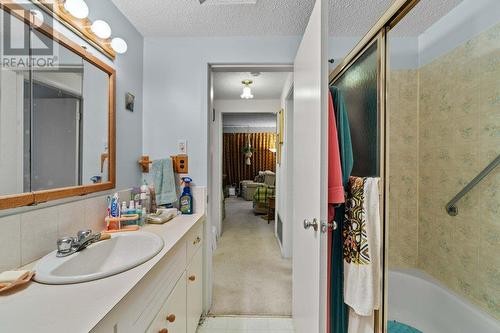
top-left (343, 177), bottom-right (381, 332)
top-left (347, 307), bottom-right (374, 333)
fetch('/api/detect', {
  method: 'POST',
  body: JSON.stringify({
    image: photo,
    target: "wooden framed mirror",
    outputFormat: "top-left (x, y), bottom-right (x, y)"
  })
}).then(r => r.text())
top-left (0, 1), bottom-right (116, 210)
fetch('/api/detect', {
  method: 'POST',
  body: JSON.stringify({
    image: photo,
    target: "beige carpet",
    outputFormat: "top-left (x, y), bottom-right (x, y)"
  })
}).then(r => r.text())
top-left (211, 197), bottom-right (292, 316)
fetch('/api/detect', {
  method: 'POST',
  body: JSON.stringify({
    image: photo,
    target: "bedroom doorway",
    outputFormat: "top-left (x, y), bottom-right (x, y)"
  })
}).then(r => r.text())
top-left (207, 66), bottom-right (293, 316)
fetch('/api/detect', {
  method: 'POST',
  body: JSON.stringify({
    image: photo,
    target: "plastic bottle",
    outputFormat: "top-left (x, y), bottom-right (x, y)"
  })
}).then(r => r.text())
top-left (110, 193), bottom-right (120, 217)
top-left (141, 207), bottom-right (147, 225)
top-left (140, 181), bottom-right (150, 213)
top-left (121, 201), bottom-right (127, 215)
top-left (179, 177), bottom-right (193, 215)
top-left (149, 184), bottom-right (157, 213)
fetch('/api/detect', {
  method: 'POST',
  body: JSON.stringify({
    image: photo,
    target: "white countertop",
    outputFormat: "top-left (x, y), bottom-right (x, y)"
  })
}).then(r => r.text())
top-left (0, 213), bottom-right (205, 333)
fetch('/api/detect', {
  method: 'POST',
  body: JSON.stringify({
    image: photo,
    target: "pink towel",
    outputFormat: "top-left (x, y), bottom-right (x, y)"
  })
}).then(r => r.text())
top-left (328, 91), bottom-right (345, 222)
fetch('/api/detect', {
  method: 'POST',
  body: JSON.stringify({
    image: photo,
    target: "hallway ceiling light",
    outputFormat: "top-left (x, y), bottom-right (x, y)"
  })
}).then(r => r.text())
top-left (64, 0), bottom-right (89, 19)
top-left (111, 37), bottom-right (128, 54)
top-left (240, 79), bottom-right (254, 99)
top-left (91, 20), bottom-right (112, 39)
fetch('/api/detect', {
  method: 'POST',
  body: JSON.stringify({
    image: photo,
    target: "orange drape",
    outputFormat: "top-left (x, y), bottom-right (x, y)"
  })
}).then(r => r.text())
top-left (223, 132), bottom-right (276, 186)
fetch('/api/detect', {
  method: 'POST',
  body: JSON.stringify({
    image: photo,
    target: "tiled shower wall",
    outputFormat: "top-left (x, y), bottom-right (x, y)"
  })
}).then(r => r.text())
top-left (388, 69), bottom-right (419, 269)
top-left (389, 23), bottom-right (500, 319)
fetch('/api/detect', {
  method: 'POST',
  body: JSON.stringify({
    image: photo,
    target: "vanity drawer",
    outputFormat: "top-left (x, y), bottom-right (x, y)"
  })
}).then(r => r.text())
top-left (147, 272), bottom-right (187, 333)
top-left (186, 221), bottom-right (203, 262)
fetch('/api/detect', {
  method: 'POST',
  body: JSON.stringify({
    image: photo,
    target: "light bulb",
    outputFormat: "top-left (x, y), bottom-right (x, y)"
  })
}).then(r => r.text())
top-left (111, 37), bottom-right (128, 54)
top-left (241, 86), bottom-right (253, 99)
top-left (64, 0), bottom-right (89, 19)
top-left (91, 20), bottom-right (112, 39)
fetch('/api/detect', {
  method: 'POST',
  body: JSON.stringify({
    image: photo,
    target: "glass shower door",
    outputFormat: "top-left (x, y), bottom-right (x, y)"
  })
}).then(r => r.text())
top-left (387, 0), bottom-right (500, 332)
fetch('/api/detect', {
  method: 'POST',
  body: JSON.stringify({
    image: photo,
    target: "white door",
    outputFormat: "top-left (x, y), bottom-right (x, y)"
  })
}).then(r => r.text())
top-left (292, 0), bottom-right (328, 332)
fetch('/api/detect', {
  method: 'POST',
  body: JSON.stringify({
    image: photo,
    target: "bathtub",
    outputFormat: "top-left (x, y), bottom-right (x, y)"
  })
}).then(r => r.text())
top-left (388, 269), bottom-right (500, 333)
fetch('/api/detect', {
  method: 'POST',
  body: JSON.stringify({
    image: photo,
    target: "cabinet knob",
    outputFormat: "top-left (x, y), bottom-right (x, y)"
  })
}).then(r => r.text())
top-left (193, 236), bottom-right (201, 245)
top-left (188, 275), bottom-right (196, 282)
top-left (166, 314), bottom-right (176, 323)
top-left (159, 329), bottom-right (168, 333)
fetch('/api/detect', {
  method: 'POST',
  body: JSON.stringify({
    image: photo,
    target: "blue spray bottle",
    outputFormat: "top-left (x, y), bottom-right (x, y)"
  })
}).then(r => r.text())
top-left (179, 177), bottom-right (193, 215)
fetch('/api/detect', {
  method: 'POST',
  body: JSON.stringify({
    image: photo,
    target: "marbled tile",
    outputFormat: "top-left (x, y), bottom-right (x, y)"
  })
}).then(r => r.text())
top-left (389, 22), bottom-right (500, 321)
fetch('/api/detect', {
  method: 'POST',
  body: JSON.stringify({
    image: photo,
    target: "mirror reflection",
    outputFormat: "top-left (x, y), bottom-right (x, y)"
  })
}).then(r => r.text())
top-left (0, 8), bottom-right (109, 196)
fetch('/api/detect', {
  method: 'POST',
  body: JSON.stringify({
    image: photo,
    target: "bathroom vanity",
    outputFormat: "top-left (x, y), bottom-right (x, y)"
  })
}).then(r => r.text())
top-left (0, 213), bottom-right (205, 333)
top-left (93, 216), bottom-right (204, 333)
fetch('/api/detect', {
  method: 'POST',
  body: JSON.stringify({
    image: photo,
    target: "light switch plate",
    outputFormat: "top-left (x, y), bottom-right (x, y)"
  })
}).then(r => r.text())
top-left (178, 140), bottom-right (187, 154)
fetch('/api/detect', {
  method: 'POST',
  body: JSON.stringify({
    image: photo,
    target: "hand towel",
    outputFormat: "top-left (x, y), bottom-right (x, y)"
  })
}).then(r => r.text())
top-left (144, 158), bottom-right (177, 205)
top-left (343, 177), bottom-right (381, 333)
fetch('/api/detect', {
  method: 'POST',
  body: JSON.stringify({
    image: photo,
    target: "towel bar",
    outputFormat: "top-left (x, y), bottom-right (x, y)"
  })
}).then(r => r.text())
top-left (138, 155), bottom-right (153, 173)
top-left (446, 154), bottom-right (500, 216)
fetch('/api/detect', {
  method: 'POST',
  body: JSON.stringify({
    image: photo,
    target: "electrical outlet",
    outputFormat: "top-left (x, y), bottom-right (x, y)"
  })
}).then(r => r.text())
top-left (178, 139), bottom-right (187, 154)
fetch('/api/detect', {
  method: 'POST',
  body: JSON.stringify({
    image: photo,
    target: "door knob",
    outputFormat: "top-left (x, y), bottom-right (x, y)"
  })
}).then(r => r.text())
top-left (321, 221), bottom-right (337, 233)
top-left (166, 314), bottom-right (176, 322)
top-left (303, 218), bottom-right (318, 231)
top-left (159, 329), bottom-right (168, 333)
top-left (189, 275), bottom-right (196, 281)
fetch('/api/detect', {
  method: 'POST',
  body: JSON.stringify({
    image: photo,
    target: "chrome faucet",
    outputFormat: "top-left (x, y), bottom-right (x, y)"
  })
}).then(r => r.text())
top-left (56, 229), bottom-right (101, 257)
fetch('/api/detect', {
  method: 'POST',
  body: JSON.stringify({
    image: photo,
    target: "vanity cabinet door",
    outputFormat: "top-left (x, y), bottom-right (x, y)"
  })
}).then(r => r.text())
top-left (147, 272), bottom-right (187, 333)
top-left (186, 248), bottom-right (203, 333)
top-left (186, 222), bottom-right (203, 262)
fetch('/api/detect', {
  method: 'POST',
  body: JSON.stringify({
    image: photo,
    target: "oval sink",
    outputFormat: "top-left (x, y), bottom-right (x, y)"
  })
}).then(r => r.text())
top-left (34, 232), bottom-right (164, 284)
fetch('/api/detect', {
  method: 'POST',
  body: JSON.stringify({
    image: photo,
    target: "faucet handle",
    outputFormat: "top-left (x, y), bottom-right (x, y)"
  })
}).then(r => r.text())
top-left (57, 237), bottom-right (74, 255)
top-left (76, 229), bottom-right (92, 243)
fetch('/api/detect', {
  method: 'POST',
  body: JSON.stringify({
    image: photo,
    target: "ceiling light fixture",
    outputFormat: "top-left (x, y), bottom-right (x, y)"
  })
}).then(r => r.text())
top-left (91, 20), bottom-right (112, 39)
top-left (111, 37), bottom-right (128, 54)
top-left (64, 0), bottom-right (89, 19)
top-left (240, 79), bottom-right (254, 99)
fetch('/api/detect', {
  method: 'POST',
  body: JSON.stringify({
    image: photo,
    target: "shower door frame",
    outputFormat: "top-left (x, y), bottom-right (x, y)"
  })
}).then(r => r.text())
top-left (328, 0), bottom-right (422, 332)
top-left (329, 29), bottom-right (387, 333)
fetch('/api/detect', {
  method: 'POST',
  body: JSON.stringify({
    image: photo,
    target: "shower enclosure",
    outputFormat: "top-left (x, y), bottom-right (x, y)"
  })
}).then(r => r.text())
top-left (387, 0), bottom-right (499, 332)
top-left (329, 0), bottom-right (499, 332)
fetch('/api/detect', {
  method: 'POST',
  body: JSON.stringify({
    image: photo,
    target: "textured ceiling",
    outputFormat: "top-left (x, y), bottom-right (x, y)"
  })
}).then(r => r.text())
top-left (110, 0), bottom-right (462, 37)
top-left (390, 0), bottom-right (462, 36)
top-left (214, 71), bottom-right (290, 100)
top-left (111, 0), bottom-right (313, 37)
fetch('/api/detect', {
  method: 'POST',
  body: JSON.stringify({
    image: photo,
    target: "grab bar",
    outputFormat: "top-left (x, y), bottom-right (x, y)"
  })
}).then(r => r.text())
top-left (446, 154), bottom-right (500, 216)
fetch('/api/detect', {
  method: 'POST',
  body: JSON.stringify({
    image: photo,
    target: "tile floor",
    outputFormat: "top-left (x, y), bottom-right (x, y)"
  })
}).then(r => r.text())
top-left (197, 316), bottom-right (295, 333)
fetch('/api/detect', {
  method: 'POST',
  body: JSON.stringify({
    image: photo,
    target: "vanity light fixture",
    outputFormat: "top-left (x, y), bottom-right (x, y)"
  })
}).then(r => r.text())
top-left (63, 0), bottom-right (89, 19)
top-left (240, 79), bottom-right (254, 99)
top-left (91, 20), bottom-right (112, 39)
top-left (111, 37), bottom-right (128, 54)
